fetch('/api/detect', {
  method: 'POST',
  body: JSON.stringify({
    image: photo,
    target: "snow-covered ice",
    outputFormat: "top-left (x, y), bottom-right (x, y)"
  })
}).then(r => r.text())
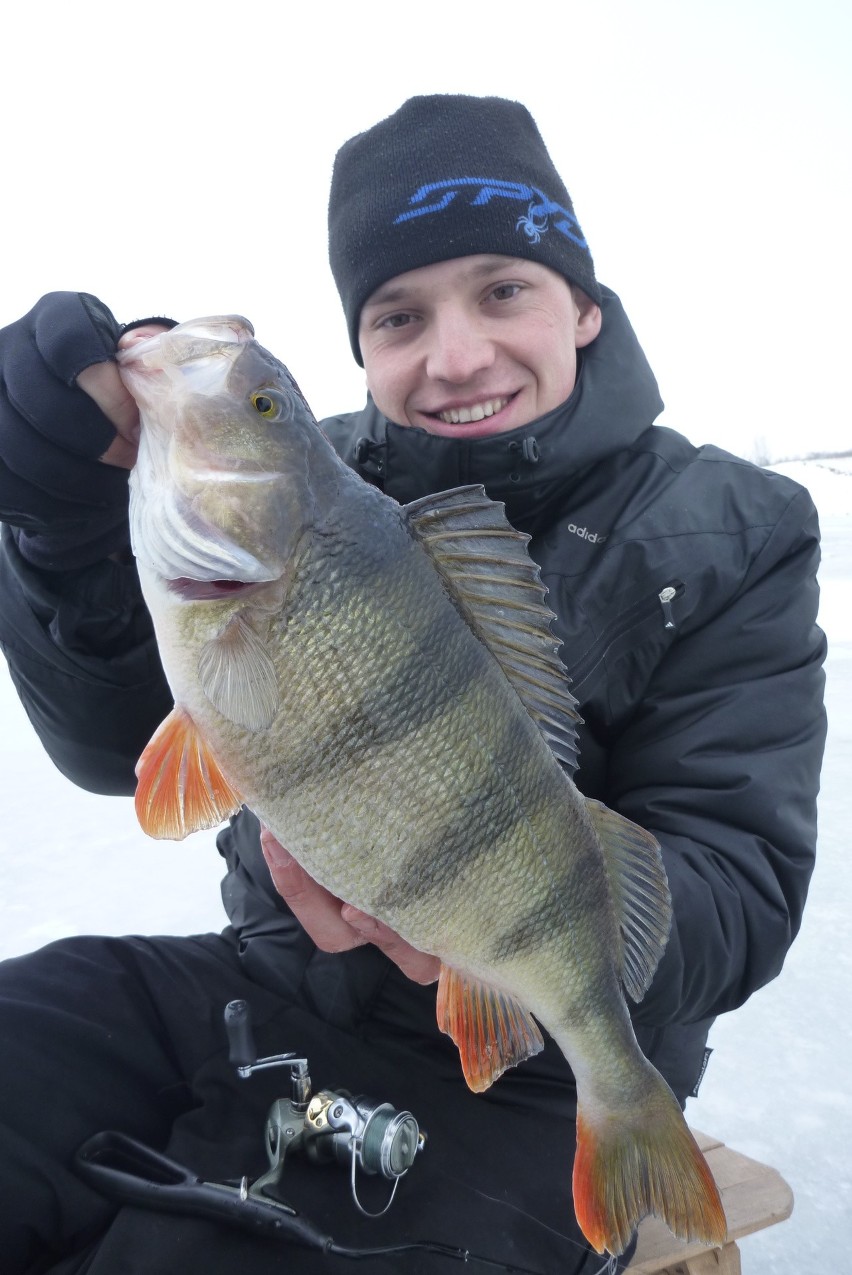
top-left (686, 459), bottom-right (852, 1272)
top-left (1, 457), bottom-right (849, 1271)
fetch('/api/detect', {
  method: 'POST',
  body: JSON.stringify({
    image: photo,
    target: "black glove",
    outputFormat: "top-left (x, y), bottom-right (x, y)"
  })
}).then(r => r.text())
top-left (0, 292), bottom-right (175, 570)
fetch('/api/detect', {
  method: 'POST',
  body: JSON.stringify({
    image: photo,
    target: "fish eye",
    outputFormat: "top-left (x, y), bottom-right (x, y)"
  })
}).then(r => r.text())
top-left (251, 390), bottom-right (282, 419)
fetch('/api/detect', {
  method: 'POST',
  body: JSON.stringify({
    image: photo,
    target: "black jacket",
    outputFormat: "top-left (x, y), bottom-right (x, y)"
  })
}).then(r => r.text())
top-left (0, 287), bottom-right (826, 1107)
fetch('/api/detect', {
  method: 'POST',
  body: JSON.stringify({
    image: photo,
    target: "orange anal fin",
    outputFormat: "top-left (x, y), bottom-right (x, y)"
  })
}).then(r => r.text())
top-left (573, 1101), bottom-right (728, 1257)
top-left (436, 964), bottom-right (544, 1093)
top-left (135, 706), bottom-right (243, 840)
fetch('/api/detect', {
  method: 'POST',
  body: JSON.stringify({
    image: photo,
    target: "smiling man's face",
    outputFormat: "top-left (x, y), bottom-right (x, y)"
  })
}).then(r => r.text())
top-left (358, 255), bottom-right (602, 437)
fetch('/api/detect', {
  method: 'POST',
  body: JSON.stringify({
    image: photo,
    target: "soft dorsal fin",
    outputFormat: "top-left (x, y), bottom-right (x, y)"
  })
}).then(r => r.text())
top-left (405, 485), bottom-right (582, 772)
top-left (585, 799), bottom-right (672, 1002)
top-left (135, 706), bottom-right (243, 840)
top-left (436, 964), bottom-right (544, 1092)
top-left (198, 611), bottom-right (279, 731)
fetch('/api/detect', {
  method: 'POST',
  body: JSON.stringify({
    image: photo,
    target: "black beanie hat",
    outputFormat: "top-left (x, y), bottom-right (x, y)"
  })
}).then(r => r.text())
top-left (328, 94), bottom-right (600, 364)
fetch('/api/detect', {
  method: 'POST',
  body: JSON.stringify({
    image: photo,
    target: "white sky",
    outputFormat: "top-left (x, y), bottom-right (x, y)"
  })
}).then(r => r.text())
top-left (4, 0), bottom-right (850, 461)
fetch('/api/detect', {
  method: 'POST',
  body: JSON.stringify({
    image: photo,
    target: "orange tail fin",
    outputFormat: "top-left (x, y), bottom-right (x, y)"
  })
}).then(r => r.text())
top-left (573, 1083), bottom-right (727, 1256)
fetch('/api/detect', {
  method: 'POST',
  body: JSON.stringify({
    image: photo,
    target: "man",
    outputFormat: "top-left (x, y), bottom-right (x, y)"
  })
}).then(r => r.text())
top-left (0, 95), bottom-right (826, 1274)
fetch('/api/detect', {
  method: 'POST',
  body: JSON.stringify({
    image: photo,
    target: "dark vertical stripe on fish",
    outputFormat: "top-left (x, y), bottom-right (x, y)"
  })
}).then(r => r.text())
top-left (487, 844), bottom-right (610, 964)
top-left (373, 705), bottom-right (549, 910)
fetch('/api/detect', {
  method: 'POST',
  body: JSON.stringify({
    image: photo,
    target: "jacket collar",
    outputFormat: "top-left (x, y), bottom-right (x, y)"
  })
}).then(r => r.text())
top-left (322, 286), bottom-right (664, 532)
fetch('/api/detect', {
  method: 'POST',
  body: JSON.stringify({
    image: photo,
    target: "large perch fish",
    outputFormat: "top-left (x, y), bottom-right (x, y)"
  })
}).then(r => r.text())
top-left (119, 317), bottom-right (726, 1257)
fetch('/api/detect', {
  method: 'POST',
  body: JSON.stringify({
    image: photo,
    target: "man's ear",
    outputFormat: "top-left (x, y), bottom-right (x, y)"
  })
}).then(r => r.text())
top-left (574, 293), bottom-right (602, 349)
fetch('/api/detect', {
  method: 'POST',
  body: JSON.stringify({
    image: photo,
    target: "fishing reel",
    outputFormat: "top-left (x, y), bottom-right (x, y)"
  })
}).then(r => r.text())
top-left (72, 1001), bottom-right (548, 1270)
top-left (224, 999), bottom-right (425, 1216)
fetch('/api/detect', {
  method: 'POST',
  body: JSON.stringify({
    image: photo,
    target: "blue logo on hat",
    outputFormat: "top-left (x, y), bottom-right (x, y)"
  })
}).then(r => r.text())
top-left (393, 177), bottom-right (589, 250)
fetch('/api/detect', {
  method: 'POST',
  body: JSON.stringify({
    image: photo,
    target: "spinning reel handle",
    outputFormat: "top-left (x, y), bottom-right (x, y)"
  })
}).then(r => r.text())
top-left (224, 999), bottom-right (256, 1069)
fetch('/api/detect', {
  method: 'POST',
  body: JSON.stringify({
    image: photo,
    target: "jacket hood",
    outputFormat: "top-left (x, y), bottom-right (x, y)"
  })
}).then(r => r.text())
top-left (321, 286), bottom-right (664, 530)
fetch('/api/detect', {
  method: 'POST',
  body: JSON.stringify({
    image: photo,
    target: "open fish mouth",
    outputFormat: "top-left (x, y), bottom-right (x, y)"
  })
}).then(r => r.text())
top-left (167, 578), bottom-right (264, 601)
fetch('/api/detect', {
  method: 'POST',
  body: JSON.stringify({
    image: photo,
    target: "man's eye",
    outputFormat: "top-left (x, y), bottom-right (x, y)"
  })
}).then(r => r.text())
top-left (490, 284), bottom-right (521, 302)
top-left (381, 313), bottom-right (414, 329)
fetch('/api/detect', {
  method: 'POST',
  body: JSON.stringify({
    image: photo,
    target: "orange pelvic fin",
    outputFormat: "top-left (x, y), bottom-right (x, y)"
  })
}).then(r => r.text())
top-left (436, 964), bottom-right (544, 1093)
top-left (135, 706), bottom-right (243, 840)
top-left (573, 1087), bottom-right (728, 1256)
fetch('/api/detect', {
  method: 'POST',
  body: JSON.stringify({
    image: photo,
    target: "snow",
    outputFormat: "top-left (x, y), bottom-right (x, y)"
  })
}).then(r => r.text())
top-left (686, 459), bottom-right (852, 1271)
top-left (1, 457), bottom-right (849, 1270)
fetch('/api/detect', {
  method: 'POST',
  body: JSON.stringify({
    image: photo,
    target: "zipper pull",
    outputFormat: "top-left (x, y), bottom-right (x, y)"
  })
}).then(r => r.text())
top-left (659, 585), bottom-right (677, 630)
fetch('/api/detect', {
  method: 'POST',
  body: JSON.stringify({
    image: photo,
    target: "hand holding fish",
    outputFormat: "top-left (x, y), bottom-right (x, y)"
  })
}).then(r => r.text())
top-left (77, 361), bottom-right (141, 469)
top-left (260, 827), bottom-right (440, 983)
top-left (0, 293), bottom-right (175, 570)
top-left (78, 323), bottom-right (174, 470)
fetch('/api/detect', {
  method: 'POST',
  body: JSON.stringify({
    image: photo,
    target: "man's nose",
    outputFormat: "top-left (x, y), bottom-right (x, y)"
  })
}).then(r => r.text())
top-left (424, 311), bottom-right (495, 383)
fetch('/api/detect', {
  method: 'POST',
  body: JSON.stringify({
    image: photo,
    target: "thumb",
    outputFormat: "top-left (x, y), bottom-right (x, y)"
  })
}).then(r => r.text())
top-left (76, 361), bottom-right (140, 468)
top-left (76, 323), bottom-right (173, 469)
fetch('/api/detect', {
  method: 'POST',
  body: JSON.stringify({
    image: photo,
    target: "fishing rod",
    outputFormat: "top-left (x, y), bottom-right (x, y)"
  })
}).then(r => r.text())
top-left (75, 1000), bottom-right (615, 1274)
top-left (74, 1129), bottom-right (547, 1273)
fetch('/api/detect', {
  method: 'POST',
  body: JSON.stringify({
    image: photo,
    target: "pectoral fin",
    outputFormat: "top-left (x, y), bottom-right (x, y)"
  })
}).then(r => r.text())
top-left (135, 706), bottom-right (243, 840)
top-left (436, 964), bottom-right (544, 1092)
top-left (198, 611), bottom-right (279, 731)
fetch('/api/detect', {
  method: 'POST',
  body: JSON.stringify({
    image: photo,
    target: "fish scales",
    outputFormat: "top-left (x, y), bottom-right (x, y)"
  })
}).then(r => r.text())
top-left (195, 489), bottom-right (545, 909)
top-left (140, 399), bottom-right (608, 991)
top-left (121, 317), bottom-right (727, 1258)
top-left (250, 512), bottom-right (589, 973)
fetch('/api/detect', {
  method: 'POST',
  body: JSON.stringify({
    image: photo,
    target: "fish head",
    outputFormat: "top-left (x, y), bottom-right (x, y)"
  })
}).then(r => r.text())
top-left (120, 316), bottom-right (320, 596)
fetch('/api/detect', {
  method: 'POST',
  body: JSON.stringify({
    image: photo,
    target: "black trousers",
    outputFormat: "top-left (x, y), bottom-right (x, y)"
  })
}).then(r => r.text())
top-left (0, 932), bottom-right (630, 1275)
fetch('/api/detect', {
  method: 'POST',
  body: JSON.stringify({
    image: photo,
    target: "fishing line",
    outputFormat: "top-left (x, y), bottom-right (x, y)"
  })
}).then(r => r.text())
top-left (326, 1237), bottom-right (545, 1271)
top-left (460, 1176), bottom-right (621, 1272)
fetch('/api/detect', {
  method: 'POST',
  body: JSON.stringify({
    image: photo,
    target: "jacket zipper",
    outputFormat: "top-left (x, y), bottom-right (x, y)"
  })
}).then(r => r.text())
top-left (566, 581), bottom-right (685, 695)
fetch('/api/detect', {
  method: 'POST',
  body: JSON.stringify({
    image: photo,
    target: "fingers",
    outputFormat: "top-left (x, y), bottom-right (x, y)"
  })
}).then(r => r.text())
top-left (259, 827), bottom-right (441, 983)
top-left (260, 827), bottom-right (367, 954)
top-left (98, 433), bottom-right (139, 470)
top-left (77, 323), bottom-right (174, 470)
top-left (75, 363), bottom-right (140, 468)
top-left (340, 907), bottom-right (441, 985)
top-left (0, 293), bottom-right (166, 562)
top-left (117, 322), bottom-right (173, 352)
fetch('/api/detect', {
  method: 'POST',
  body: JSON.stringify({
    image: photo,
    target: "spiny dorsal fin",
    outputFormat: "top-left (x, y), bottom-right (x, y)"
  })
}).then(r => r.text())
top-left (198, 611), bottom-right (279, 731)
top-left (405, 485), bottom-right (582, 773)
top-left (585, 799), bottom-right (672, 1002)
top-left (135, 706), bottom-right (243, 840)
top-left (436, 964), bottom-right (544, 1092)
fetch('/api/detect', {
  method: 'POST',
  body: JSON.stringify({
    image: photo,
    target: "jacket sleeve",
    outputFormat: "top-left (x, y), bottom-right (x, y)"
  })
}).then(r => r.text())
top-left (0, 524), bottom-right (172, 795)
top-left (611, 487), bottom-right (826, 1027)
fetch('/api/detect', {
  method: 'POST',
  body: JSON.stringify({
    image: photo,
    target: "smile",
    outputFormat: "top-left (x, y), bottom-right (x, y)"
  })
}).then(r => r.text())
top-left (436, 397), bottom-right (511, 425)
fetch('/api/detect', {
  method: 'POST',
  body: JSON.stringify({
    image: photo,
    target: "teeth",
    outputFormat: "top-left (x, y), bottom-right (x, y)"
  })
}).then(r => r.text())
top-left (438, 397), bottom-right (509, 425)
